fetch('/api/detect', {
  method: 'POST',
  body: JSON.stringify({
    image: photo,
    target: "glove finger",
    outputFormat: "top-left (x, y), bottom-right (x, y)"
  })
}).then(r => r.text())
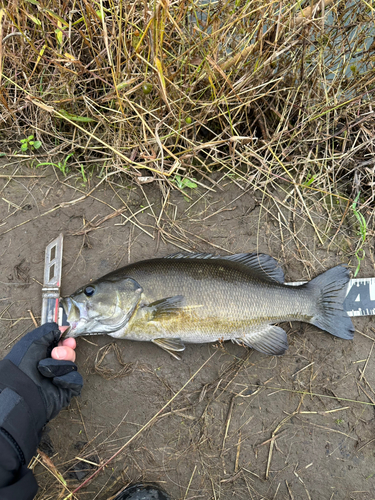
top-left (5, 323), bottom-right (60, 366)
top-left (38, 358), bottom-right (78, 378)
top-left (53, 370), bottom-right (83, 396)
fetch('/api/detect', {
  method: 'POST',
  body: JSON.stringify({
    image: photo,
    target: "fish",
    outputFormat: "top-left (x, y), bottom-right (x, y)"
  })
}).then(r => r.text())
top-left (61, 252), bottom-right (355, 358)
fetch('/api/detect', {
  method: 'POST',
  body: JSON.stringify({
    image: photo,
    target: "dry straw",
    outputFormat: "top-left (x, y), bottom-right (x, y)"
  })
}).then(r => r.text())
top-left (1, 0), bottom-right (374, 203)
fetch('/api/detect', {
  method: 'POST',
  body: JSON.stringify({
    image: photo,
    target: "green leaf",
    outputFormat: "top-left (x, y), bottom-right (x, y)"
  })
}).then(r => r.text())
top-left (80, 165), bottom-right (87, 183)
top-left (42, 9), bottom-right (69, 27)
top-left (96, 9), bottom-right (105, 20)
top-left (352, 193), bottom-right (367, 242)
top-left (173, 175), bottom-right (183, 188)
top-left (27, 135), bottom-right (34, 140)
top-left (56, 472), bottom-right (67, 486)
top-left (59, 109), bottom-right (96, 122)
top-left (55, 27), bottom-right (63, 46)
top-left (33, 141), bottom-right (42, 149)
top-left (354, 249), bottom-right (365, 277)
top-left (62, 153), bottom-right (74, 166)
top-left (27, 13), bottom-right (42, 25)
top-left (171, 174), bottom-right (198, 191)
top-left (184, 179), bottom-right (197, 189)
top-left (36, 162), bottom-right (58, 167)
top-left (21, 143), bottom-right (28, 151)
top-left (302, 174), bottom-right (316, 187)
top-left (71, 16), bottom-right (84, 26)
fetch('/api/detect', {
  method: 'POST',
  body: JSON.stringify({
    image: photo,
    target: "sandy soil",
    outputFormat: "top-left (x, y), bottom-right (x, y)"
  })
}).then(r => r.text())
top-left (0, 160), bottom-right (374, 500)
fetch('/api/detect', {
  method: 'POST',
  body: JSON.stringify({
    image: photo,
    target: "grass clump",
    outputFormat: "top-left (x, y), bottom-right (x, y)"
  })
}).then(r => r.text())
top-left (36, 152), bottom-right (74, 176)
top-left (0, 0), bottom-right (374, 216)
top-left (351, 192), bottom-right (367, 276)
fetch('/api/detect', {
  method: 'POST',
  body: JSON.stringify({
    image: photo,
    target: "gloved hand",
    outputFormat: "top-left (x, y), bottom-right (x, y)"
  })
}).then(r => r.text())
top-left (4, 323), bottom-right (83, 421)
top-left (0, 323), bottom-right (83, 464)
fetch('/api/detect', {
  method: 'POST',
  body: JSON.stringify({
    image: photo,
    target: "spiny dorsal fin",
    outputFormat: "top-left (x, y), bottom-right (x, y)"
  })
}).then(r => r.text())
top-left (165, 252), bottom-right (216, 260)
top-left (165, 252), bottom-right (284, 284)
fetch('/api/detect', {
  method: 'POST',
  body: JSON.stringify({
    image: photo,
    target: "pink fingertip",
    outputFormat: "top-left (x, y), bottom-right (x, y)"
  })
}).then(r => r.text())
top-left (52, 347), bottom-right (63, 359)
top-left (61, 338), bottom-right (77, 349)
top-left (52, 346), bottom-right (76, 362)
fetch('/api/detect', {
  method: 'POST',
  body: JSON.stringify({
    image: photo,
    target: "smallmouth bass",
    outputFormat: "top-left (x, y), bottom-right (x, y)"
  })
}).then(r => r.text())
top-left (61, 252), bottom-right (354, 358)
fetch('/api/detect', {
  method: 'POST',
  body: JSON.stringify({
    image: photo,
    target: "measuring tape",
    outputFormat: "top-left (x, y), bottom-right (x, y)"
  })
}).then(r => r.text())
top-left (343, 278), bottom-right (375, 317)
top-left (288, 278), bottom-right (375, 317)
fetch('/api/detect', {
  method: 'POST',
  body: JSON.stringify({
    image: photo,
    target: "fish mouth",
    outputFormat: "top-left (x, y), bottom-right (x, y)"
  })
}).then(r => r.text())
top-left (60, 297), bottom-right (87, 337)
top-left (60, 294), bottom-right (138, 338)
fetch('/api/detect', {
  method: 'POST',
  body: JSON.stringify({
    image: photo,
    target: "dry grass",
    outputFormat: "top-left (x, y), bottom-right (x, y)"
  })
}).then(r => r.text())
top-left (1, 0), bottom-right (374, 202)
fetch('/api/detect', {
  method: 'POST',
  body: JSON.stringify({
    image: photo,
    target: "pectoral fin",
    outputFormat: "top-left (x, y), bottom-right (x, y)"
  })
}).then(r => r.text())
top-left (152, 337), bottom-right (186, 360)
top-left (234, 325), bottom-right (288, 355)
top-left (146, 295), bottom-right (185, 321)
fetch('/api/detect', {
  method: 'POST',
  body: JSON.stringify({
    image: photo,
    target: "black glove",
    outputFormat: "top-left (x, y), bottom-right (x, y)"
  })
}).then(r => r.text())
top-left (0, 323), bottom-right (83, 465)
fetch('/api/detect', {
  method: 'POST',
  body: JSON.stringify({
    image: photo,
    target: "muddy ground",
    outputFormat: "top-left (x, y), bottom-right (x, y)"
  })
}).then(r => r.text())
top-left (0, 159), bottom-right (374, 500)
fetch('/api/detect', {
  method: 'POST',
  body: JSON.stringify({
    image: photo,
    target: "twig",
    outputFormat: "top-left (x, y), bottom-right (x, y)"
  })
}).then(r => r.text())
top-left (359, 341), bottom-right (374, 382)
top-left (69, 351), bottom-right (217, 496)
top-left (28, 310), bottom-right (38, 327)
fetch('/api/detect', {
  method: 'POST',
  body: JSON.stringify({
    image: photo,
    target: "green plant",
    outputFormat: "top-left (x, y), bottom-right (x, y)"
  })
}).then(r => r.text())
top-left (172, 175), bottom-right (197, 191)
top-left (80, 164), bottom-right (88, 184)
top-left (171, 175), bottom-right (198, 202)
top-left (36, 153), bottom-right (74, 176)
top-left (352, 192), bottom-right (367, 277)
top-left (301, 172), bottom-right (316, 188)
top-left (20, 135), bottom-right (41, 152)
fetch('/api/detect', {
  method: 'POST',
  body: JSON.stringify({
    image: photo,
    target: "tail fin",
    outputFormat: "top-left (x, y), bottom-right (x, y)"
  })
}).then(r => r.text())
top-left (307, 265), bottom-right (354, 340)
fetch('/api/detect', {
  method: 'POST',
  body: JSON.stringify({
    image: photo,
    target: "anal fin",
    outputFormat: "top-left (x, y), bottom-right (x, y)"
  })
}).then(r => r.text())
top-left (234, 325), bottom-right (288, 355)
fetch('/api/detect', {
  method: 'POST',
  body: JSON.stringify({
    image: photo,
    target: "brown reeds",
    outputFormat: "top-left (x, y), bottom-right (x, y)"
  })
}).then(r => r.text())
top-left (0, 0), bottom-right (374, 204)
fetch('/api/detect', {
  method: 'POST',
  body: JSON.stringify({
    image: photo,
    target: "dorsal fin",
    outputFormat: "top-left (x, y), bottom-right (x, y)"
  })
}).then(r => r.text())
top-left (165, 252), bottom-right (216, 260)
top-left (165, 252), bottom-right (284, 284)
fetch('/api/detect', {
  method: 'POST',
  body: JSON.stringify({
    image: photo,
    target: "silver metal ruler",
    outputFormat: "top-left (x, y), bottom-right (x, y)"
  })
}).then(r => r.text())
top-left (41, 234), bottom-right (63, 325)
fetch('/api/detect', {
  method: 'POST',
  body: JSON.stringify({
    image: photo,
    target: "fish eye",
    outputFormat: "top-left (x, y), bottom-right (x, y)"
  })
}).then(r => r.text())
top-left (84, 286), bottom-right (95, 297)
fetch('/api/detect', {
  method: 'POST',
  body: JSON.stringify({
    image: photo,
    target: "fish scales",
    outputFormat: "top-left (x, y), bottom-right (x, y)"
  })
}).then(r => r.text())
top-left (122, 259), bottom-right (311, 337)
top-left (61, 252), bottom-right (354, 357)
